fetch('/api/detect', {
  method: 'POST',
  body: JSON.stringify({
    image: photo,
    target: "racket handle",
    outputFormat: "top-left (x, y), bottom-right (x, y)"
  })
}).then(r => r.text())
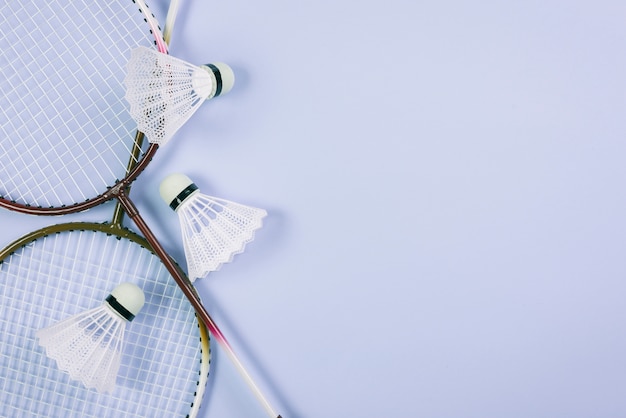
top-left (116, 191), bottom-right (282, 417)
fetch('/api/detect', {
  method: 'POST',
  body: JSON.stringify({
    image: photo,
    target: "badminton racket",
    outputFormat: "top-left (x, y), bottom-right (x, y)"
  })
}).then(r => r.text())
top-left (0, 1), bottom-right (281, 416)
top-left (0, 218), bottom-right (211, 417)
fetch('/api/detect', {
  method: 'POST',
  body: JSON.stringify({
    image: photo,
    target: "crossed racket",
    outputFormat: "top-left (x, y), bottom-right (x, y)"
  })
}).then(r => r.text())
top-left (0, 1), bottom-right (280, 417)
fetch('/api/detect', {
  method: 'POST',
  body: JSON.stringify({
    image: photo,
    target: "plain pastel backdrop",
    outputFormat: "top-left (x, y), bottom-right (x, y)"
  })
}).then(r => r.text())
top-left (1, 0), bottom-right (625, 417)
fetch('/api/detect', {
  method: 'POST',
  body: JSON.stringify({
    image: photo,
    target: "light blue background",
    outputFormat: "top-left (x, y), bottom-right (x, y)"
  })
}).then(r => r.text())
top-left (2, 0), bottom-right (626, 417)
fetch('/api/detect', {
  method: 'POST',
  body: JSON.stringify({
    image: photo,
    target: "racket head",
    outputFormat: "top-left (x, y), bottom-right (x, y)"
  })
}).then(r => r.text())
top-left (0, 222), bottom-right (210, 417)
top-left (0, 0), bottom-right (165, 214)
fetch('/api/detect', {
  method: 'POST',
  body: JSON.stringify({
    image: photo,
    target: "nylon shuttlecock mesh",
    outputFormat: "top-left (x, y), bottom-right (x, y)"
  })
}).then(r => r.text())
top-left (178, 193), bottom-right (267, 281)
top-left (124, 46), bottom-right (214, 145)
top-left (37, 304), bottom-right (126, 393)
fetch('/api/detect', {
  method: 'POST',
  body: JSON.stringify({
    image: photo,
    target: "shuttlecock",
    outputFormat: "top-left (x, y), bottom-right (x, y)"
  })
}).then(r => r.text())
top-left (160, 173), bottom-right (267, 281)
top-left (37, 282), bottom-right (145, 393)
top-left (124, 46), bottom-right (235, 146)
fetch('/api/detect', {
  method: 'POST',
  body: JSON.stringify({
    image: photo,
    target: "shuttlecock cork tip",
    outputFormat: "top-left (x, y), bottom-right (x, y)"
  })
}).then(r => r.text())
top-left (202, 62), bottom-right (235, 97)
top-left (107, 282), bottom-right (145, 321)
top-left (160, 173), bottom-right (199, 211)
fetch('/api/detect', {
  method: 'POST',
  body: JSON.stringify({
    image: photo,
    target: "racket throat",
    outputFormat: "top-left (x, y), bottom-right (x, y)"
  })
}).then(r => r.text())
top-left (111, 188), bottom-right (138, 218)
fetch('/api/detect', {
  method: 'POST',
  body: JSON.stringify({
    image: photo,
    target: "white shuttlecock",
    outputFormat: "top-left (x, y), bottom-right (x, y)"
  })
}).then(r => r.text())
top-left (37, 282), bottom-right (145, 393)
top-left (124, 46), bottom-right (235, 146)
top-left (160, 173), bottom-right (267, 281)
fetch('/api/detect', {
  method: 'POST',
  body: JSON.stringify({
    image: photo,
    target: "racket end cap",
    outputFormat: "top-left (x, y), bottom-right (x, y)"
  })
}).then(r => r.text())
top-left (109, 282), bottom-right (145, 319)
top-left (160, 173), bottom-right (199, 211)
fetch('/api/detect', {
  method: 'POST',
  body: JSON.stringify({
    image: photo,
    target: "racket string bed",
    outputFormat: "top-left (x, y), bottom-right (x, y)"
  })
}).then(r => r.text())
top-left (0, 228), bottom-right (207, 417)
top-left (0, 0), bottom-right (158, 208)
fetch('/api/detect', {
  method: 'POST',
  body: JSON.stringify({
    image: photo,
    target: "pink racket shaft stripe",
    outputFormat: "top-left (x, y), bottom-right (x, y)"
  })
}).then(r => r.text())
top-left (135, 0), bottom-right (169, 53)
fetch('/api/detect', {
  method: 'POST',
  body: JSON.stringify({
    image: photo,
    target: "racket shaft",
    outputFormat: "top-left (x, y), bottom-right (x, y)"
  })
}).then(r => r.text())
top-left (116, 191), bottom-right (281, 418)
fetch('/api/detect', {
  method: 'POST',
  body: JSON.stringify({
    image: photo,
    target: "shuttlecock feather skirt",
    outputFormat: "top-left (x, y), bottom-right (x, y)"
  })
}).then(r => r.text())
top-left (124, 46), bottom-right (215, 146)
top-left (37, 304), bottom-right (126, 393)
top-left (177, 193), bottom-right (267, 281)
